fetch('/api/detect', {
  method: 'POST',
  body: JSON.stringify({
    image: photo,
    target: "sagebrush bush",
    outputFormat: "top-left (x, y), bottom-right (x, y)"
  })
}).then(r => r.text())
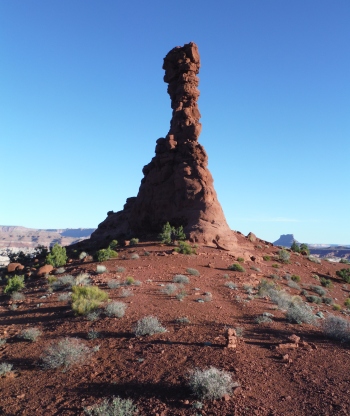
top-left (306, 295), bottom-right (322, 304)
top-left (125, 276), bottom-right (135, 285)
top-left (95, 247), bottom-right (118, 262)
top-left (11, 291), bottom-right (25, 301)
top-left (129, 238), bottom-right (139, 246)
top-left (236, 257), bottom-right (244, 263)
top-left (174, 241), bottom-right (196, 255)
top-left (286, 302), bottom-right (317, 324)
top-left (311, 285), bottom-right (327, 296)
top-left (161, 283), bottom-right (178, 295)
top-left (84, 396), bottom-right (137, 416)
top-left (4, 275), bottom-right (25, 295)
top-left (134, 316), bottom-right (166, 336)
top-left (55, 267), bottom-right (66, 274)
top-left (228, 264), bottom-right (245, 272)
top-left (41, 337), bottom-right (93, 371)
top-left (291, 275), bottom-right (301, 282)
top-left (176, 289), bottom-right (187, 301)
top-left (288, 280), bottom-right (300, 290)
top-left (51, 275), bottom-right (76, 291)
top-left (308, 255), bottom-right (321, 264)
top-left (75, 273), bottom-right (91, 286)
top-left (116, 266), bottom-right (126, 273)
top-left (0, 362), bottom-right (13, 376)
top-left (255, 315), bottom-right (273, 324)
top-left (188, 367), bottom-right (236, 400)
top-left (46, 244), bottom-right (68, 267)
top-left (120, 288), bottom-right (132, 298)
top-left (107, 279), bottom-right (120, 289)
top-left (96, 265), bottom-right (107, 274)
top-left (173, 274), bottom-right (189, 284)
top-left (71, 286), bottom-right (108, 315)
top-left (278, 249), bottom-right (290, 264)
top-left (130, 253), bottom-right (139, 260)
top-left (323, 315), bottom-right (350, 342)
top-left (225, 282), bottom-right (237, 290)
top-left (19, 327), bottom-right (42, 342)
top-left (336, 268), bottom-right (350, 283)
top-left (186, 268), bottom-right (200, 276)
top-left (320, 277), bottom-right (332, 288)
top-left (105, 301), bottom-right (127, 318)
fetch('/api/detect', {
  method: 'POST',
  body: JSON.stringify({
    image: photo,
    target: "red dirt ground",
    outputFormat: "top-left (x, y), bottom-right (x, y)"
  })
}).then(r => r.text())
top-left (1, 232), bottom-right (350, 415)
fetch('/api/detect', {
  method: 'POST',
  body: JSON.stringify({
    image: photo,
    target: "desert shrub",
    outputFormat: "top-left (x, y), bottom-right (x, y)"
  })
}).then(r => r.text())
top-left (291, 275), bottom-right (301, 283)
top-left (269, 274), bottom-right (280, 280)
top-left (109, 240), bottom-right (118, 250)
top-left (71, 286), bottom-right (108, 315)
top-left (87, 330), bottom-right (99, 340)
top-left (263, 255), bottom-right (271, 261)
top-left (308, 256), bottom-right (321, 264)
top-left (79, 251), bottom-right (88, 260)
top-left (291, 241), bottom-right (300, 253)
top-left (323, 315), bottom-right (350, 342)
top-left (159, 222), bottom-right (186, 244)
top-left (311, 285), bottom-right (327, 296)
top-left (129, 238), bottom-right (139, 246)
top-left (0, 362), bottom-right (13, 376)
top-left (188, 367), bottom-right (236, 400)
top-left (320, 277), bottom-right (332, 288)
top-left (176, 289), bottom-right (187, 301)
top-left (52, 275), bottom-right (75, 291)
top-left (120, 288), bottom-right (132, 298)
top-left (288, 280), bottom-right (300, 290)
top-left (144, 251), bottom-right (150, 256)
top-left (95, 247), bottom-right (118, 262)
top-left (104, 301), bottom-right (127, 318)
top-left (107, 279), bottom-right (120, 289)
top-left (41, 337), bottom-right (93, 371)
top-left (96, 265), bottom-right (107, 274)
top-left (75, 273), bottom-right (91, 286)
top-left (225, 282), bottom-right (237, 290)
top-left (162, 283), bottom-right (178, 295)
top-left (174, 241), bottom-right (196, 255)
top-left (130, 253), bottom-right (139, 260)
top-left (272, 263), bottom-right (280, 269)
top-left (257, 279), bottom-right (275, 296)
top-left (340, 258), bottom-right (350, 264)
top-left (299, 243), bottom-right (310, 255)
top-left (173, 274), bottom-right (189, 284)
top-left (187, 268), bottom-right (200, 276)
top-left (116, 266), bottom-right (126, 273)
top-left (4, 275), bottom-right (25, 294)
top-left (58, 292), bottom-right (72, 302)
top-left (134, 316), bottom-right (166, 336)
top-left (46, 244), bottom-right (67, 267)
top-left (336, 268), bottom-right (350, 283)
top-left (323, 297), bottom-right (333, 305)
top-left (278, 249), bottom-right (290, 264)
top-left (344, 298), bottom-right (350, 308)
top-left (86, 311), bottom-right (100, 321)
top-left (333, 304), bottom-right (342, 311)
top-left (0, 338), bottom-right (7, 347)
top-left (312, 274), bottom-right (320, 280)
top-left (306, 295), bottom-right (322, 304)
top-left (243, 284), bottom-right (253, 294)
top-left (175, 317), bottom-right (191, 324)
top-left (236, 257), bottom-right (244, 263)
top-left (228, 263), bottom-right (245, 272)
top-left (286, 302), bottom-right (317, 324)
top-left (255, 315), bottom-right (273, 324)
top-left (19, 327), bottom-right (42, 342)
top-left (250, 266), bottom-right (261, 272)
top-left (84, 396), bottom-right (137, 416)
top-left (11, 291), bottom-right (25, 301)
top-left (55, 267), bottom-right (66, 274)
top-left (125, 276), bottom-right (135, 285)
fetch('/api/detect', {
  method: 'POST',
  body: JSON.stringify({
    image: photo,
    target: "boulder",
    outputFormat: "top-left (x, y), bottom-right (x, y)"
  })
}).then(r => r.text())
top-left (7, 263), bottom-right (24, 273)
top-left (37, 264), bottom-right (54, 277)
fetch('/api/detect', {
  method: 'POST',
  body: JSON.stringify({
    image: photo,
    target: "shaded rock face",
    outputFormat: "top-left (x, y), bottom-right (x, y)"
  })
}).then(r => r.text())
top-left (91, 42), bottom-right (236, 249)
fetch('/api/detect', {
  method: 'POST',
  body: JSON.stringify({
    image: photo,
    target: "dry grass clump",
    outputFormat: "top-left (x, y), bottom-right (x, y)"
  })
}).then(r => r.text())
top-left (134, 316), bottom-right (166, 336)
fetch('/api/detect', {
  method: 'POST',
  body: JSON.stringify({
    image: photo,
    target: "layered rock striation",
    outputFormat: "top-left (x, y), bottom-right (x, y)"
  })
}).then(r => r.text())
top-left (90, 42), bottom-right (236, 249)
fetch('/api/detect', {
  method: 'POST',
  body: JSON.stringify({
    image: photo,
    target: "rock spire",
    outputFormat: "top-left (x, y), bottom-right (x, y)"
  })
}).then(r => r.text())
top-left (90, 42), bottom-right (237, 249)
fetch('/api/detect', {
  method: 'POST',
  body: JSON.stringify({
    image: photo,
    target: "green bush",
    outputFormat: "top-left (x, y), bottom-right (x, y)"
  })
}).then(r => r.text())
top-left (84, 396), bottom-right (137, 416)
top-left (263, 255), bottom-right (271, 261)
top-left (333, 304), bottom-right (341, 311)
top-left (45, 244), bottom-right (68, 267)
top-left (236, 257), bottom-right (244, 263)
top-left (336, 268), bottom-right (350, 283)
top-left (94, 247), bottom-right (118, 262)
top-left (291, 241), bottom-right (300, 253)
top-left (104, 301), bottom-right (127, 318)
top-left (344, 298), bottom-right (350, 308)
top-left (71, 286), bottom-right (108, 315)
top-left (306, 295), bottom-right (322, 304)
top-left (4, 275), bottom-right (25, 294)
top-left (228, 264), bottom-right (245, 272)
top-left (291, 274), bottom-right (301, 283)
top-left (134, 316), bottom-right (166, 336)
top-left (174, 241), bottom-right (196, 254)
top-left (299, 243), bottom-right (310, 255)
top-left (158, 222), bottom-right (186, 244)
top-left (188, 367), bottom-right (236, 400)
top-left (129, 238), bottom-right (139, 246)
top-left (186, 268), bottom-right (200, 276)
top-left (278, 249), bottom-right (290, 264)
top-left (109, 240), bottom-right (118, 250)
top-left (320, 277), bottom-right (332, 288)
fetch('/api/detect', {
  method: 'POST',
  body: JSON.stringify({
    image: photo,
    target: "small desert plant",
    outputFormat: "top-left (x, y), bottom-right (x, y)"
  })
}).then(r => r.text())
top-left (299, 243), bottom-right (310, 255)
top-left (55, 267), bottom-right (66, 274)
top-left (0, 338), bottom-right (7, 347)
top-left (95, 247), bottom-right (118, 262)
top-left (288, 280), bottom-right (300, 290)
top-left (344, 298), bottom-right (350, 308)
top-left (263, 255), bottom-right (271, 261)
top-left (107, 279), bottom-right (120, 289)
top-left (41, 337), bottom-right (93, 371)
top-left (4, 275), bottom-right (25, 295)
top-left (84, 396), bottom-right (137, 416)
top-left (175, 316), bottom-right (190, 324)
top-left (162, 283), bottom-right (178, 295)
top-left (306, 295), bottom-right (322, 304)
top-left (130, 253), bottom-right (139, 260)
top-left (291, 275), bottom-right (301, 283)
top-left (129, 238), bottom-right (139, 246)
top-left (79, 251), bottom-right (88, 260)
top-left (96, 265), bottom-right (107, 274)
top-left (308, 255), bottom-right (321, 264)
top-left (125, 276), bottom-right (135, 285)
top-left (87, 330), bottom-right (99, 340)
top-left (86, 311), bottom-right (100, 321)
top-left (159, 222), bottom-right (186, 244)
top-left (134, 316), bottom-right (166, 336)
top-left (323, 315), bottom-right (350, 342)
top-left (75, 273), bottom-right (91, 286)
top-left (188, 367), bottom-right (236, 400)
top-left (174, 241), bottom-right (196, 255)
top-left (255, 315), bottom-right (273, 324)
top-left (250, 266), bottom-right (261, 272)
top-left (286, 302), bottom-right (316, 324)
top-left (272, 263), bottom-right (280, 268)
top-left (19, 327), bottom-right (42, 342)
top-left (173, 274), bottom-right (189, 284)
top-left (228, 264), bottom-right (245, 272)
top-left (225, 282), bottom-right (237, 290)
top-left (52, 275), bottom-right (76, 291)
top-left (257, 279), bottom-right (275, 297)
top-left (176, 289), bottom-right (187, 301)
top-left (236, 257), bottom-right (244, 263)
top-left (234, 327), bottom-right (244, 337)
top-left (105, 301), bottom-right (127, 318)
top-left (109, 240), bottom-right (118, 250)
top-left (58, 292), bottom-right (72, 302)
top-left (11, 291), bottom-right (25, 301)
top-left (71, 286), bottom-right (108, 316)
top-left (187, 268), bottom-right (200, 276)
top-left (320, 277), bottom-right (332, 288)
top-left (120, 288), bottom-right (132, 298)
top-left (340, 258), bottom-right (350, 264)
top-left (269, 274), bottom-right (280, 280)
top-left (311, 285), bottom-right (327, 296)
top-left (336, 268), bottom-right (350, 283)
top-left (291, 241), bottom-right (300, 253)
top-left (323, 297), bottom-right (333, 305)
top-left (278, 249), bottom-right (290, 264)
top-left (0, 362), bottom-right (13, 376)
top-left (46, 244), bottom-right (68, 267)
top-left (116, 266), bottom-right (126, 273)
top-left (144, 251), bottom-right (150, 256)
top-left (333, 303), bottom-right (342, 311)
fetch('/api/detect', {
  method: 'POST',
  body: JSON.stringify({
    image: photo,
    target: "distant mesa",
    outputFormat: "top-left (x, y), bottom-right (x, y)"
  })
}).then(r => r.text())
top-left (90, 42), bottom-right (237, 250)
top-left (273, 234), bottom-right (298, 248)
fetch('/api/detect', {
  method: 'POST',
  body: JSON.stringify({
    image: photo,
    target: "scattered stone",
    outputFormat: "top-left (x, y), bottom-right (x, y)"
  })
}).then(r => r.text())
top-left (226, 328), bottom-right (237, 349)
top-left (7, 263), bottom-right (24, 273)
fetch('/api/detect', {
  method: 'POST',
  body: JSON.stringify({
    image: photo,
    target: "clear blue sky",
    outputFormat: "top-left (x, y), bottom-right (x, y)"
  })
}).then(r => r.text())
top-left (1, 1), bottom-right (349, 244)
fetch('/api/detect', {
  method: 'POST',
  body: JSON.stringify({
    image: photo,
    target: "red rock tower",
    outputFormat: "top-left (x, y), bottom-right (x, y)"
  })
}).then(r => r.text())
top-left (90, 42), bottom-right (237, 249)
